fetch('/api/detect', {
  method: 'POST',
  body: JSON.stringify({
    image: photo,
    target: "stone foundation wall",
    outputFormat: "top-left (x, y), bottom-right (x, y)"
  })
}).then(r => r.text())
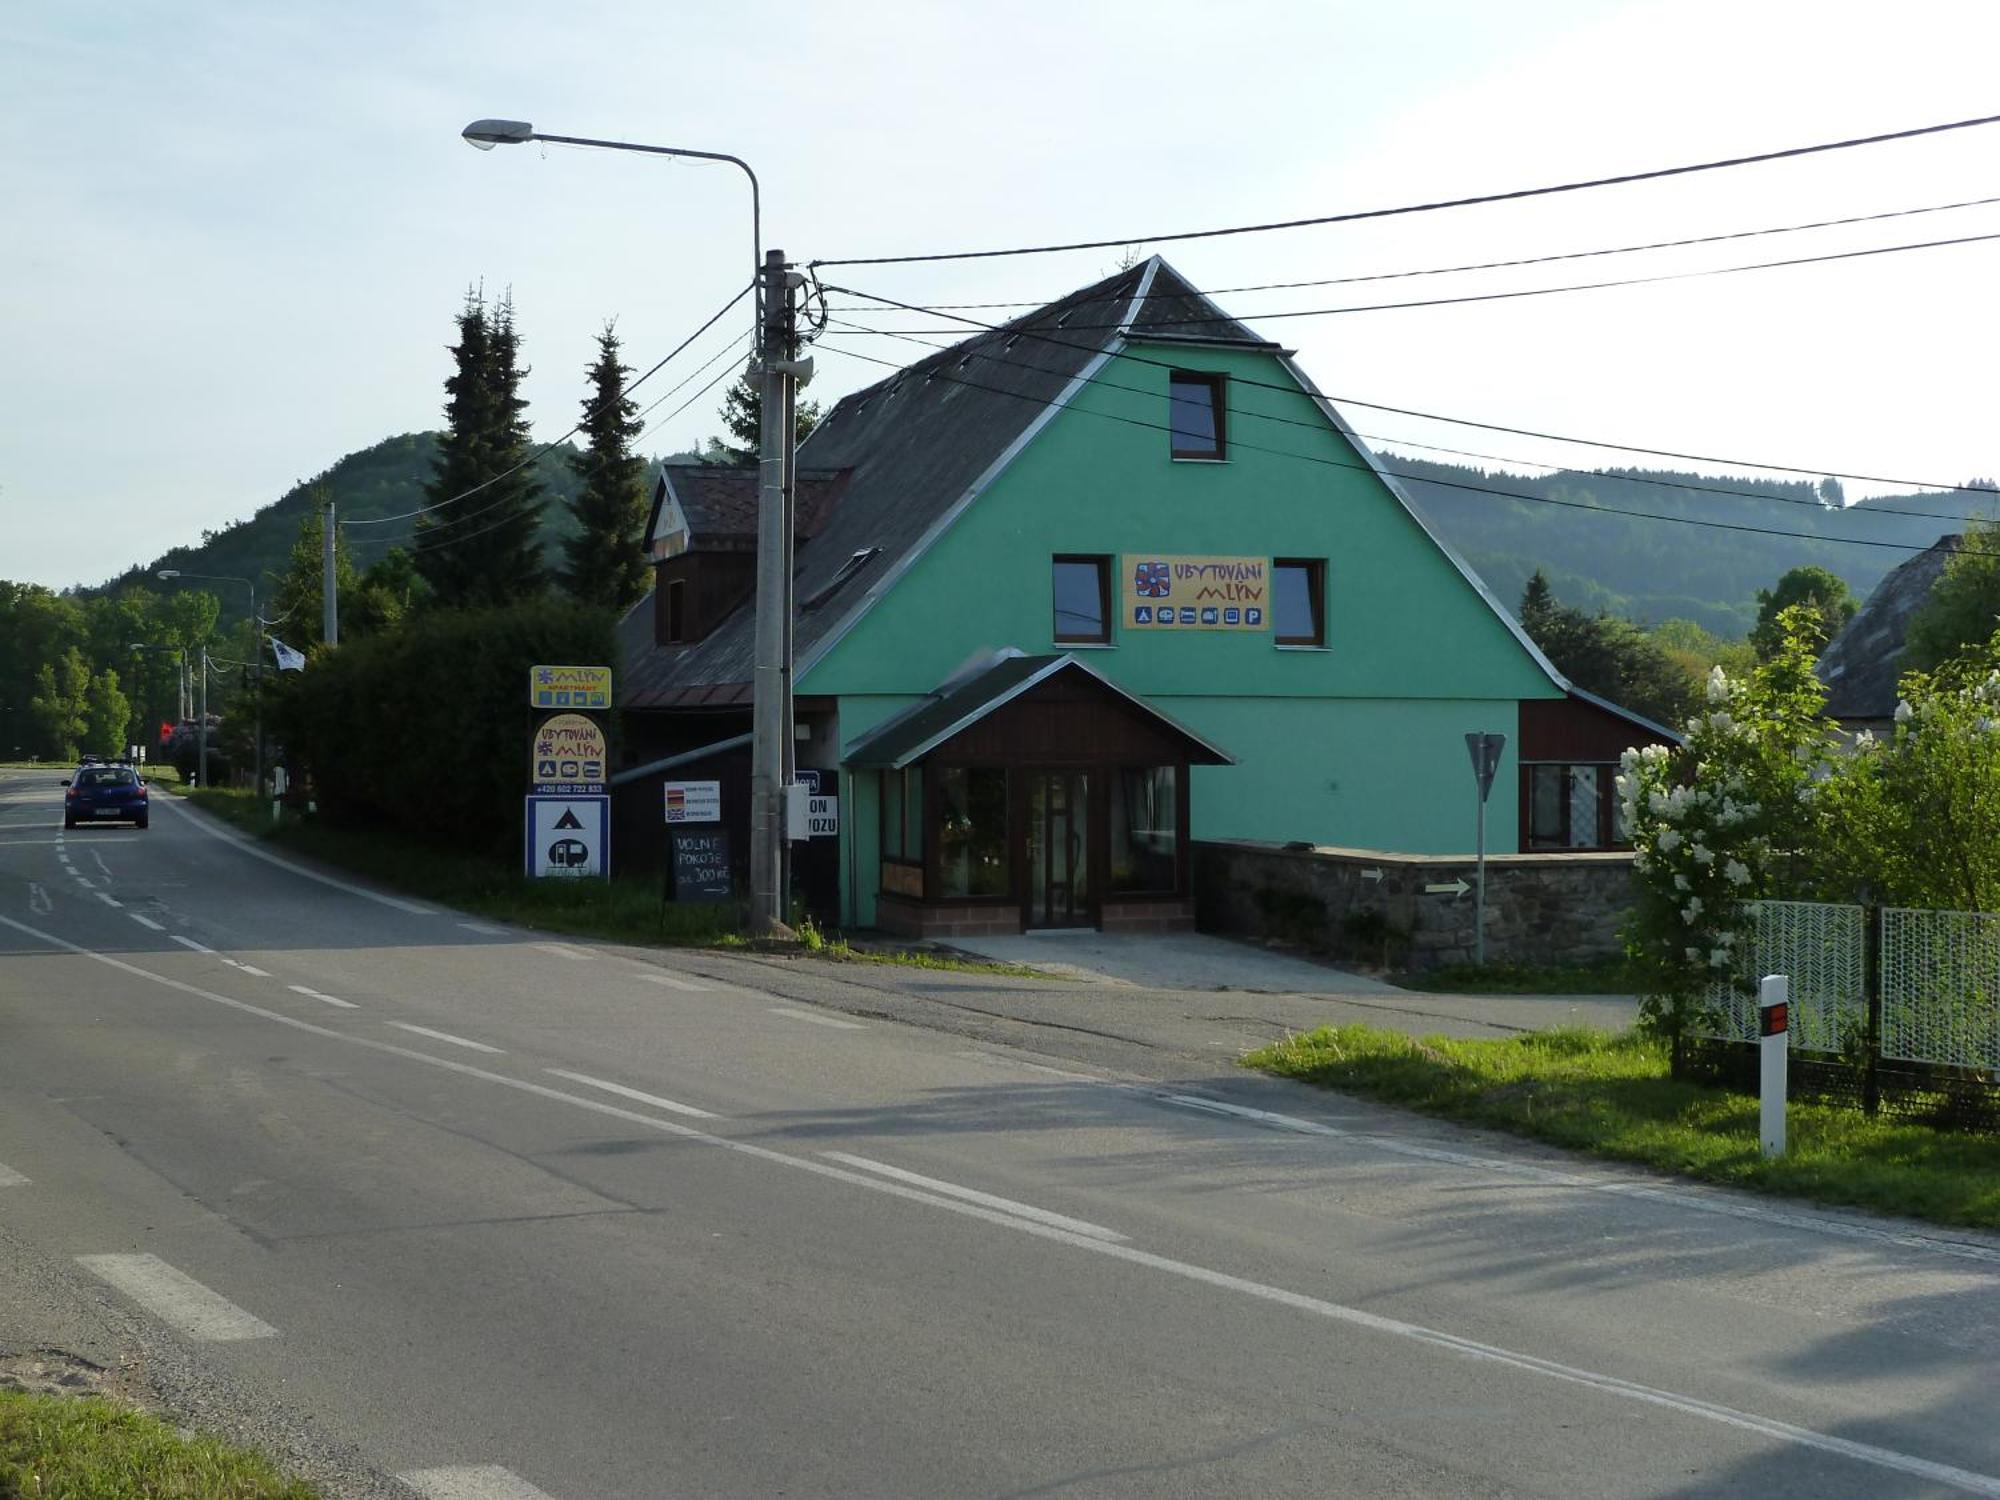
top-left (1194, 840), bottom-right (1635, 972)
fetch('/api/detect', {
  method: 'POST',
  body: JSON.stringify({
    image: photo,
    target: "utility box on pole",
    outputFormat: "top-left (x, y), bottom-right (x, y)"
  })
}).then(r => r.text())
top-left (1759, 974), bottom-right (1789, 1158)
top-left (1464, 732), bottom-right (1505, 965)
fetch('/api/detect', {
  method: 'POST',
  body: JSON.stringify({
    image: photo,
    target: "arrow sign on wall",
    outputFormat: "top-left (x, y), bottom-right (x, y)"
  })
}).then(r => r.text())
top-left (1360, 868), bottom-right (1384, 882)
top-left (1424, 878), bottom-right (1471, 897)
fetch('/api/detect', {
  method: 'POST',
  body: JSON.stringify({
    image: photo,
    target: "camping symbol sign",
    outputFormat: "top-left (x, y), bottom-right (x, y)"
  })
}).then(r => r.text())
top-left (524, 796), bottom-right (609, 879)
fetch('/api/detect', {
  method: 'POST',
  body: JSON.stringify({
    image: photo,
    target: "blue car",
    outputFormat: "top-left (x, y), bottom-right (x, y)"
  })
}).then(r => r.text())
top-left (64, 764), bottom-right (149, 829)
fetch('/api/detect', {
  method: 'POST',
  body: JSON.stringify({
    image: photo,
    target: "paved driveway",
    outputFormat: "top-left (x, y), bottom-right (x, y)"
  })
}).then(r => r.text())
top-left (943, 928), bottom-right (1641, 1036)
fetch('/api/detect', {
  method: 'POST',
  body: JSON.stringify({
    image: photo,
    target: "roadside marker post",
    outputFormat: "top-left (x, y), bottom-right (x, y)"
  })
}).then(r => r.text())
top-left (1759, 974), bottom-right (1789, 1159)
top-left (1463, 732), bottom-right (1506, 966)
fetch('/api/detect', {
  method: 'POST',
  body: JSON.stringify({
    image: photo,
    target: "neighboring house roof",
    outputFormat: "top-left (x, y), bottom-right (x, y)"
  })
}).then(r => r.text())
top-left (644, 465), bottom-right (849, 557)
top-left (1817, 534), bottom-right (1962, 722)
top-left (843, 651), bottom-right (1235, 770)
top-left (615, 255), bottom-right (1671, 743)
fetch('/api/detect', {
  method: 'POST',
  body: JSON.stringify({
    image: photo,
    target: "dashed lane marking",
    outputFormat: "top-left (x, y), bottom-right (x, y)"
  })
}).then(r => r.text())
top-left (398, 1466), bottom-right (561, 1500)
top-left (823, 1152), bottom-right (1127, 1242)
top-left (769, 1006), bottom-right (865, 1030)
top-left (128, 913), bottom-right (164, 931)
top-left (457, 921), bottom-right (505, 937)
top-left (95, 892), bottom-right (123, 908)
top-left (170, 935), bottom-right (214, 954)
top-left (636, 971), bottom-right (711, 991)
top-left (531, 942), bottom-right (593, 961)
top-left (288, 984), bottom-right (358, 1010)
top-left (75, 1253), bottom-right (277, 1342)
top-left (544, 1069), bottom-right (719, 1119)
top-left (387, 1022), bottom-right (503, 1054)
top-left (0, 1161), bottom-right (28, 1188)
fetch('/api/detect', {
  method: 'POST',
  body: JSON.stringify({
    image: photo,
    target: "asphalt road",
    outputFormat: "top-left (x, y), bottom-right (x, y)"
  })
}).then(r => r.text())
top-left (1, 767), bottom-right (1996, 1499)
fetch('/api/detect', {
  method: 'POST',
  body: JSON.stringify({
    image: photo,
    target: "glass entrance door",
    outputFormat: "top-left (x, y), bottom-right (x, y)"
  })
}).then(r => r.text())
top-left (1027, 771), bottom-right (1091, 928)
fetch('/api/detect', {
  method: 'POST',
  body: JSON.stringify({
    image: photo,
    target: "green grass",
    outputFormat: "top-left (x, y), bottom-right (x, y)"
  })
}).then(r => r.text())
top-left (796, 925), bottom-right (1052, 979)
top-left (0, 1390), bottom-right (322, 1498)
top-left (1394, 956), bottom-right (1643, 994)
top-left (1245, 1024), bottom-right (2000, 1229)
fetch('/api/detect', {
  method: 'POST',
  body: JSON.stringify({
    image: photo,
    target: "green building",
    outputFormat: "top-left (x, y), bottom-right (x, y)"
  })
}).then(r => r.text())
top-left (615, 259), bottom-right (1670, 934)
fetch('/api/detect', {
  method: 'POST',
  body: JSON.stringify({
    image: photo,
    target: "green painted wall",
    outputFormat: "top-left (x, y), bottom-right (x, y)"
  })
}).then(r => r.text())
top-left (811, 338), bottom-right (1564, 922)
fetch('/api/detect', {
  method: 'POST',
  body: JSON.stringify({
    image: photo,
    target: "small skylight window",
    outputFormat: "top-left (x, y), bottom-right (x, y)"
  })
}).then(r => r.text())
top-left (802, 547), bottom-right (882, 612)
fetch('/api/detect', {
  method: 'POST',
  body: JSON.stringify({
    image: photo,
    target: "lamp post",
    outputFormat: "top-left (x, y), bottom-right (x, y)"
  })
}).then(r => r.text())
top-left (158, 570), bottom-right (265, 796)
top-left (463, 118), bottom-right (801, 934)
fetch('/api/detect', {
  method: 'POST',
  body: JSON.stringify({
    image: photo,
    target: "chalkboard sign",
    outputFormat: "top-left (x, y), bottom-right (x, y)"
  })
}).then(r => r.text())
top-left (670, 830), bottom-right (733, 904)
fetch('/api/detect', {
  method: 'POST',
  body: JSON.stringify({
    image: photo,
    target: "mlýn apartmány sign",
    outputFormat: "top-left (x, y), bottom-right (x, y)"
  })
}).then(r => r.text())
top-left (1122, 555), bottom-right (1270, 630)
top-left (530, 664), bottom-right (612, 710)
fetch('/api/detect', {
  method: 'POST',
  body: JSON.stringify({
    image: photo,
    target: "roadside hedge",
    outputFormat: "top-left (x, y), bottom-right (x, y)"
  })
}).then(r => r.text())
top-left (288, 600), bottom-right (617, 854)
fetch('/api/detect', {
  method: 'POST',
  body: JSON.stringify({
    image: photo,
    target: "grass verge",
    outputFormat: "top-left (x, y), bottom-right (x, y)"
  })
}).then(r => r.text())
top-left (1244, 1024), bottom-right (2000, 1229)
top-left (0, 1389), bottom-right (322, 1498)
top-left (1393, 956), bottom-right (1643, 994)
top-left (174, 788), bottom-right (1047, 976)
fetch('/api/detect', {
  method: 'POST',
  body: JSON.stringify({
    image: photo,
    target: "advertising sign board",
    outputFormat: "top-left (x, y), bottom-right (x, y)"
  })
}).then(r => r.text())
top-left (670, 830), bottom-right (733, 903)
top-left (1120, 556), bottom-right (1271, 631)
top-left (663, 780), bottom-right (722, 824)
top-left (530, 665), bottom-right (613, 711)
top-left (531, 712), bottom-right (608, 794)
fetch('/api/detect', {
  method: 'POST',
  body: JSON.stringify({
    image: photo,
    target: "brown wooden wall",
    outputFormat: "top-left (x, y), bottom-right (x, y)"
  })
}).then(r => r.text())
top-left (653, 550), bottom-right (756, 648)
top-left (1518, 694), bottom-right (1673, 764)
top-left (928, 674), bottom-right (1203, 766)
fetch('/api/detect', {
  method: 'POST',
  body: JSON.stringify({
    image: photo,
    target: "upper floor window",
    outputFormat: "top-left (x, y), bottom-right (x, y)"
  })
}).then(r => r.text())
top-left (1169, 372), bottom-right (1226, 460)
top-left (1273, 558), bottom-right (1325, 646)
top-left (664, 578), bottom-right (688, 644)
top-left (1052, 555), bottom-right (1110, 643)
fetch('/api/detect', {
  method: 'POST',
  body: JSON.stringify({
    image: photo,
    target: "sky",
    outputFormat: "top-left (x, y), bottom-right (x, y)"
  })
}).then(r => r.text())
top-left (6, 0), bottom-right (2000, 591)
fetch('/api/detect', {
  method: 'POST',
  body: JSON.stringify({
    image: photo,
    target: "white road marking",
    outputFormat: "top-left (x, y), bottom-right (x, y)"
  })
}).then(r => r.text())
top-left (957, 1048), bottom-right (1108, 1083)
top-left (170, 935), bottom-right (214, 954)
top-left (128, 913), bottom-right (165, 931)
top-left (769, 1006), bottom-right (865, 1030)
top-left (531, 942), bottom-right (593, 961)
top-left (636, 971), bottom-right (710, 991)
top-left (0, 1161), bottom-right (28, 1188)
top-left (458, 921), bottom-right (505, 936)
top-left (0, 838), bottom-right (90, 847)
top-left (398, 1465), bottom-right (560, 1500)
top-left (10, 912), bottom-right (1998, 1495)
top-left (71, 874), bottom-right (94, 888)
top-left (823, 1153), bottom-right (1128, 1242)
top-left (288, 984), bottom-right (358, 1010)
top-left (95, 892), bottom-right (123, 908)
top-left (235, 963), bottom-right (271, 977)
top-left (28, 883), bottom-right (51, 916)
top-left (75, 1253), bottom-right (277, 1342)
top-left (90, 850), bottom-right (111, 877)
top-left (161, 798), bottom-right (434, 914)
top-left (387, 1022), bottom-right (503, 1054)
top-left (1154, 1095), bottom-right (2000, 1268)
top-left (544, 1069), bottom-right (719, 1119)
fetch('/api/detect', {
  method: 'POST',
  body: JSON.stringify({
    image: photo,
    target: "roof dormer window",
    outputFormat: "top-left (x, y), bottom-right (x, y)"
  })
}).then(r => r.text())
top-left (803, 547), bottom-right (882, 612)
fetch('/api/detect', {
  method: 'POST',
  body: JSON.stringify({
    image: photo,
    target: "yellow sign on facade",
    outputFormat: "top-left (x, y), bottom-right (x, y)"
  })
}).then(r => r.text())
top-left (1120, 555), bottom-right (1271, 631)
top-left (531, 712), bottom-right (608, 792)
top-left (530, 664), bottom-right (612, 710)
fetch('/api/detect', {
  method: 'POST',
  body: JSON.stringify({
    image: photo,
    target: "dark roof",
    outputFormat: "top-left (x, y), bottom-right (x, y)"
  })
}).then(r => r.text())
top-left (1817, 535), bottom-right (1962, 722)
top-left (621, 257), bottom-right (1269, 709)
top-left (646, 465), bottom-right (849, 550)
top-left (842, 652), bottom-right (1235, 769)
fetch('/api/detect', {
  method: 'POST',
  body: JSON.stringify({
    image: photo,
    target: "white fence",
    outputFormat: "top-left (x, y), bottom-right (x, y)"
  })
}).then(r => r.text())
top-left (1705, 900), bottom-right (2000, 1073)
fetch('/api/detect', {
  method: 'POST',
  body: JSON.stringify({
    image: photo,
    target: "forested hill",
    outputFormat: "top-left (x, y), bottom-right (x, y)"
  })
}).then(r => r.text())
top-left (94, 434), bottom-right (697, 628)
top-left (1387, 455), bottom-right (1995, 637)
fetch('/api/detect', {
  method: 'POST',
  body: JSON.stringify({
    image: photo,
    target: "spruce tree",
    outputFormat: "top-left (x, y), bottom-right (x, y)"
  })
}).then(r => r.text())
top-left (702, 372), bottom-right (822, 466)
top-left (564, 324), bottom-right (650, 610)
top-left (414, 289), bottom-right (546, 607)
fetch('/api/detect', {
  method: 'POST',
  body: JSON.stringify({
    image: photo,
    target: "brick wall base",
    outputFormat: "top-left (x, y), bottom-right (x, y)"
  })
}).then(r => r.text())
top-left (877, 895), bottom-right (1023, 939)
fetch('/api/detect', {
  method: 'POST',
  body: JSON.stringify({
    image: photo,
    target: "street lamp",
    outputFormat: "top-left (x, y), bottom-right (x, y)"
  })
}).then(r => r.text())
top-left (463, 117), bottom-right (801, 934)
top-left (157, 569), bottom-right (267, 796)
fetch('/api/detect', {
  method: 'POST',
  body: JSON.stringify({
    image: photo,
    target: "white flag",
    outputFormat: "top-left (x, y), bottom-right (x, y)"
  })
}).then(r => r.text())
top-left (269, 637), bottom-right (307, 672)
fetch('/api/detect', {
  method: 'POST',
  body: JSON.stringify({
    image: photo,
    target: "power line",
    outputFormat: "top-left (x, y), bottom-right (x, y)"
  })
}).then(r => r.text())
top-left (820, 315), bottom-right (2000, 528)
top-left (344, 282), bottom-right (752, 528)
top-left (826, 192), bottom-right (2000, 309)
top-left (827, 227), bottom-right (2000, 331)
top-left (827, 282), bottom-right (1997, 497)
top-left (812, 339), bottom-right (1957, 555)
top-left (810, 110), bottom-right (2000, 268)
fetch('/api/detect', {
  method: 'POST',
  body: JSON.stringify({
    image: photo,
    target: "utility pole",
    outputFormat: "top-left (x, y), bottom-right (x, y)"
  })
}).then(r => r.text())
top-left (749, 248), bottom-right (794, 935)
top-left (322, 495), bottom-right (339, 647)
top-left (197, 646), bottom-right (209, 789)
